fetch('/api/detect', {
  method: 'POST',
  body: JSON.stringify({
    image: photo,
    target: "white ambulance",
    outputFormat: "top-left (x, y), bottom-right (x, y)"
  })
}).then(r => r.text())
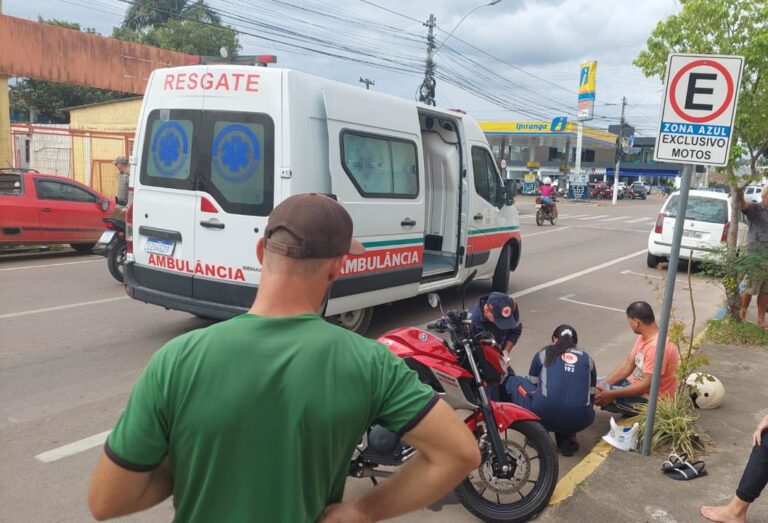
top-left (124, 65), bottom-right (521, 333)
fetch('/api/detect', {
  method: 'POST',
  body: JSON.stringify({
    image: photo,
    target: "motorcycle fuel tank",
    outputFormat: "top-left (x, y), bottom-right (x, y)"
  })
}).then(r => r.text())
top-left (378, 327), bottom-right (458, 363)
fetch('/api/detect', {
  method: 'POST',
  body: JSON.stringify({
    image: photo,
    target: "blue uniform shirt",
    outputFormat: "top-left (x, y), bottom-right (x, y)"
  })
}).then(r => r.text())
top-left (529, 348), bottom-right (596, 408)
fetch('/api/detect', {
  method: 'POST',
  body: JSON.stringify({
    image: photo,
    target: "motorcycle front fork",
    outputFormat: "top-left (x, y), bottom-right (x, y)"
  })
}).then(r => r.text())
top-left (476, 389), bottom-right (512, 477)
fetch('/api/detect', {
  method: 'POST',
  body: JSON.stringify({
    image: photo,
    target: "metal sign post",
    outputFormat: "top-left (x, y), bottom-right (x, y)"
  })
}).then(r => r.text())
top-left (642, 53), bottom-right (744, 456)
top-left (641, 163), bottom-right (692, 456)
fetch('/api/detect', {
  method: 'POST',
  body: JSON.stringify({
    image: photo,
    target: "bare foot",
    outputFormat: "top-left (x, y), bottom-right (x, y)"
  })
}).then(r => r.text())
top-left (739, 308), bottom-right (747, 321)
top-left (757, 321), bottom-right (768, 330)
top-left (700, 505), bottom-right (746, 523)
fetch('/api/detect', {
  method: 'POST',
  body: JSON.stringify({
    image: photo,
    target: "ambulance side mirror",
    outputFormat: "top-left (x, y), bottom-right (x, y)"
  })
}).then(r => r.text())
top-left (504, 179), bottom-right (516, 206)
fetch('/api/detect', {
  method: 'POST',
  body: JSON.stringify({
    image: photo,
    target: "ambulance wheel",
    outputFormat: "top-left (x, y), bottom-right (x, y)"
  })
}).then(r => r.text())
top-left (491, 245), bottom-right (511, 294)
top-left (333, 307), bottom-right (373, 335)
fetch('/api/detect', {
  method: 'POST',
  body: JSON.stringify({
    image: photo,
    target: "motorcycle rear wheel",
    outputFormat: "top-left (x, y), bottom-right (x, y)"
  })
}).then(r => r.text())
top-left (455, 420), bottom-right (558, 523)
top-left (107, 242), bottom-right (126, 283)
top-left (535, 208), bottom-right (545, 226)
top-left (549, 213), bottom-right (557, 226)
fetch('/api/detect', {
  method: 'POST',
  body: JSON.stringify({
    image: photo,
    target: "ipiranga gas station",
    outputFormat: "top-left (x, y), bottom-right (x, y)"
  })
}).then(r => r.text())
top-left (479, 60), bottom-right (686, 196)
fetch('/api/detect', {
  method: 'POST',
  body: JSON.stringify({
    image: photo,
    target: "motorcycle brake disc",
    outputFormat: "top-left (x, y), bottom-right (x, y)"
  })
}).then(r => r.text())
top-left (477, 436), bottom-right (532, 495)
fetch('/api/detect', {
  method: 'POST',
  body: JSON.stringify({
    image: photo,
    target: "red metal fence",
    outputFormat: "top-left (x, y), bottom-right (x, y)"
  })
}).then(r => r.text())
top-left (10, 124), bottom-right (134, 198)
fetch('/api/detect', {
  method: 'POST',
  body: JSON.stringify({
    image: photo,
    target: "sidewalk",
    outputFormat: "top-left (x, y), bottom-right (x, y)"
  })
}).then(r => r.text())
top-left (539, 338), bottom-right (768, 523)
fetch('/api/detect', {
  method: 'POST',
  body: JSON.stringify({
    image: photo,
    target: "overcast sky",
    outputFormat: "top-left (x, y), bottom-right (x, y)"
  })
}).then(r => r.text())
top-left (4, 0), bottom-right (679, 135)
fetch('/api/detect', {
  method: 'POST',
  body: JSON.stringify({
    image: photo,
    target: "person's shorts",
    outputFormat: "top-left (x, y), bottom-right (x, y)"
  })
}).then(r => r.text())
top-left (541, 196), bottom-right (554, 206)
top-left (745, 273), bottom-right (768, 295)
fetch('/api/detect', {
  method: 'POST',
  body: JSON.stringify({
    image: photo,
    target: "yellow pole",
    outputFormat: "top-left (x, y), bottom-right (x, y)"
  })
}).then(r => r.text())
top-left (0, 0), bottom-right (11, 168)
top-left (0, 75), bottom-right (11, 168)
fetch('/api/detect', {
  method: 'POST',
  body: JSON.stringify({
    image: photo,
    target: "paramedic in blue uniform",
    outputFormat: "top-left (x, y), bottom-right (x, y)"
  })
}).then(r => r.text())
top-left (468, 292), bottom-right (522, 357)
top-left (468, 292), bottom-right (522, 400)
top-left (504, 325), bottom-right (596, 456)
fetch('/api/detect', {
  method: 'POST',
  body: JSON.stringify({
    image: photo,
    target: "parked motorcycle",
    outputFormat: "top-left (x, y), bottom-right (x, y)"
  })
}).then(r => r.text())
top-left (349, 274), bottom-right (558, 523)
top-left (535, 197), bottom-right (557, 226)
top-left (94, 207), bottom-right (127, 283)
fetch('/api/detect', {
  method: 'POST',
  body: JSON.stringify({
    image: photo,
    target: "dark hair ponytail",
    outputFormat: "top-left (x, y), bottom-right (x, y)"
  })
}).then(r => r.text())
top-left (544, 324), bottom-right (578, 367)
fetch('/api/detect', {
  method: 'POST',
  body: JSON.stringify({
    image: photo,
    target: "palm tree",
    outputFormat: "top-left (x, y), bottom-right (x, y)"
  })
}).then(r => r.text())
top-left (122, 0), bottom-right (186, 31)
top-left (123, 0), bottom-right (222, 31)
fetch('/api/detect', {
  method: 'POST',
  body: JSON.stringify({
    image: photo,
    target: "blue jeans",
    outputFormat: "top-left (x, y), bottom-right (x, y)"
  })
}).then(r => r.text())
top-left (737, 431), bottom-right (768, 502)
top-left (601, 379), bottom-right (647, 415)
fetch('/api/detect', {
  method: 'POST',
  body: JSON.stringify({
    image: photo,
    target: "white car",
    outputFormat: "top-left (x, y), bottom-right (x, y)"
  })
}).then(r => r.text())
top-left (647, 190), bottom-right (747, 268)
top-left (744, 185), bottom-right (764, 204)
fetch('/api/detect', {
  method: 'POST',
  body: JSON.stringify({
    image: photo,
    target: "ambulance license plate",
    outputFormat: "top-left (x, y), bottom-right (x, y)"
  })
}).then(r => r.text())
top-left (145, 238), bottom-right (175, 256)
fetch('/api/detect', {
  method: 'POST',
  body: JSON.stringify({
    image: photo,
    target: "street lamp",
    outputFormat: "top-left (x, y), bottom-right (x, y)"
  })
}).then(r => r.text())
top-left (434, 0), bottom-right (502, 55)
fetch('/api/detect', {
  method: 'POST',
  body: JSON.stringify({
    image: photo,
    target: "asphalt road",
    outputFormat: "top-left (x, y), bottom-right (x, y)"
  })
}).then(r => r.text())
top-left (0, 195), bottom-right (726, 522)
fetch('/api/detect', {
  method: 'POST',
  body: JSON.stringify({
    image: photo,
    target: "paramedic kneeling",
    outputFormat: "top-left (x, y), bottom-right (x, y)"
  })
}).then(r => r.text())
top-left (468, 292), bottom-right (522, 400)
top-left (594, 301), bottom-right (680, 415)
top-left (505, 325), bottom-right (596, 456)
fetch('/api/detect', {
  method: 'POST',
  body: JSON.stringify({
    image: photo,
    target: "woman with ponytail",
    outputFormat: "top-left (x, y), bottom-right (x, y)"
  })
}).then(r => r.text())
top-left (504, 325), bottom-right (596, 456)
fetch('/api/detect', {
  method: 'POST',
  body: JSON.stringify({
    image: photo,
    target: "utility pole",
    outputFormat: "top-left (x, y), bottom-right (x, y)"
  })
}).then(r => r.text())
top-left (611, 96), bottom-right (627, 205)
top-left (359, 77), bottom-right (375, 90)
top-left (0, 0), bottom-right (12, 168)
top-left (418, 14), bottom-right (437, 106)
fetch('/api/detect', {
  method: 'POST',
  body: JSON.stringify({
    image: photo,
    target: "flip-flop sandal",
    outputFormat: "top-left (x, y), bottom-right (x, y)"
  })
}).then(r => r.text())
top-left (661, 452), bottom-right (687, 472)
top-left (665, 460), bottom-right (707, 481)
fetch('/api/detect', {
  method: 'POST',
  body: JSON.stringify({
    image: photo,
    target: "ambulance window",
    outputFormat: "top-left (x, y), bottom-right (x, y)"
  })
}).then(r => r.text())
top-left (140, 110), bottom-right (198, 190)
top-left (341, 131), bottom-right (418, 198)
top-left (472, 147), bottom-right (503, 208)
top-left (199, 112), bottom-right (275, 216)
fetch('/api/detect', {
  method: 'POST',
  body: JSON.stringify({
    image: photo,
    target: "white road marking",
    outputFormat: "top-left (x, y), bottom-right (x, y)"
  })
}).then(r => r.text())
top-left (578, 215), bottom-right (610, 221)
top-left (620, 269), bottom-right (699, 285)
top-left (580, 225), bottom-right (649, 233)
top-left (510, 249), bottom-right (647, 299)
top-left (523, 226), bottom-right (573, 238)
top-left (559, 294), bottom-right (625, 312)
top-left (0, 258), bottom-right (102, 271)
top-left (627, 217), bottom-right (653, 223)
top-left (35, 430), bottom-right (111, 463)
top-left (0, 296), bottom-right (128, 320)
top-left (599, 216), bottom-right (631, 222)
top-left (561, 213), bottom-right (590, 219)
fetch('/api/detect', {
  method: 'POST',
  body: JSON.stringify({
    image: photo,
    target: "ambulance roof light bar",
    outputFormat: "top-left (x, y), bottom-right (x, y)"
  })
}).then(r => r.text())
top-left (193, 54), bottom-right (278, 67)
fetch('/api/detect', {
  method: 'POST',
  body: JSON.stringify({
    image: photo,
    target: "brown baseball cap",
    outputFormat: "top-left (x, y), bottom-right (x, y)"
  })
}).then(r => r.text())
top-left (264, 193), bottom-right (365, 259)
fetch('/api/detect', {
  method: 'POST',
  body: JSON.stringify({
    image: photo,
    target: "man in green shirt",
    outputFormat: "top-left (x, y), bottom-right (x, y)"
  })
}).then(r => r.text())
top-left (87, 193), bottom-right (480, 522)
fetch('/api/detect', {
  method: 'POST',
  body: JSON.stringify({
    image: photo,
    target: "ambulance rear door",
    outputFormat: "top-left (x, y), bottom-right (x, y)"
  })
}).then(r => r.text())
top-left (131, 68), bottom-right (203, 300)
top-left (322, 85), bottom-right (425, 313)
top-left (192, 66), bottom-right (280, 308)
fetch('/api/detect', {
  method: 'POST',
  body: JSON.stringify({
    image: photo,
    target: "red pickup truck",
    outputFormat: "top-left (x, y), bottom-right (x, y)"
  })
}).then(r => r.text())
top-left (0, 169), bottom-right (115, 252)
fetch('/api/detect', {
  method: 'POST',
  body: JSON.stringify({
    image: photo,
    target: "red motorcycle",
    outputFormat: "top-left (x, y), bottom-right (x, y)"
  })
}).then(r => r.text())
top-left (349, 276), bottom-right (558, 522)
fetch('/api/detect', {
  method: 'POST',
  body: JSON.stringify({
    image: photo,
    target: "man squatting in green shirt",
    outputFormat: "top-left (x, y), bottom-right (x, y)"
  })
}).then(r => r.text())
top-left (87, 193), bottom-right (480, 522)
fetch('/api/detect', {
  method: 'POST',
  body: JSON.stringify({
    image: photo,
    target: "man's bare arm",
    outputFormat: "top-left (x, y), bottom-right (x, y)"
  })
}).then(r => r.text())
top-left (87, 452), bottom-right (173, 521)
top-left (600, 354), bottom-right (635, 386)
top-left (321, 399), bottom-right (480, 522)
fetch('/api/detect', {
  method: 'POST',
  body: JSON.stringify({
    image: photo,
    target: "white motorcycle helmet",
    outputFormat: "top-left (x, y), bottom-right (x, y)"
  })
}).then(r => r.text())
top-left (602, 417), bottom-right (639, 451)
top-left (686, 373), bottom-right (725, 409)
top-left (543, 176), bottom-right (552, 185)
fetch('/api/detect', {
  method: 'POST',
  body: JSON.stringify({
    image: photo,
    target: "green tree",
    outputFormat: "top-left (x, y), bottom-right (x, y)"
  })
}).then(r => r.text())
top-left (634, 0), bottom-right (768, 320)
top-left (122, 0), bottom-right (222, 31)
top-left (123, 0), bottom-right (187, 31)
top-left (9, 18), bottom-right (130, 123)
top-left (116, 0), bottom-right (239, 57)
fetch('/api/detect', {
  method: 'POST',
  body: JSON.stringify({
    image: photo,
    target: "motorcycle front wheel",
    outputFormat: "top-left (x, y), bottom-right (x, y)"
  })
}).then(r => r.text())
top-left (455, 420), bottom-right (558, 523)
top-left (535, 208), bottom-right (545, 226)
top-left (107, 242), bottom-right (127, 283)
